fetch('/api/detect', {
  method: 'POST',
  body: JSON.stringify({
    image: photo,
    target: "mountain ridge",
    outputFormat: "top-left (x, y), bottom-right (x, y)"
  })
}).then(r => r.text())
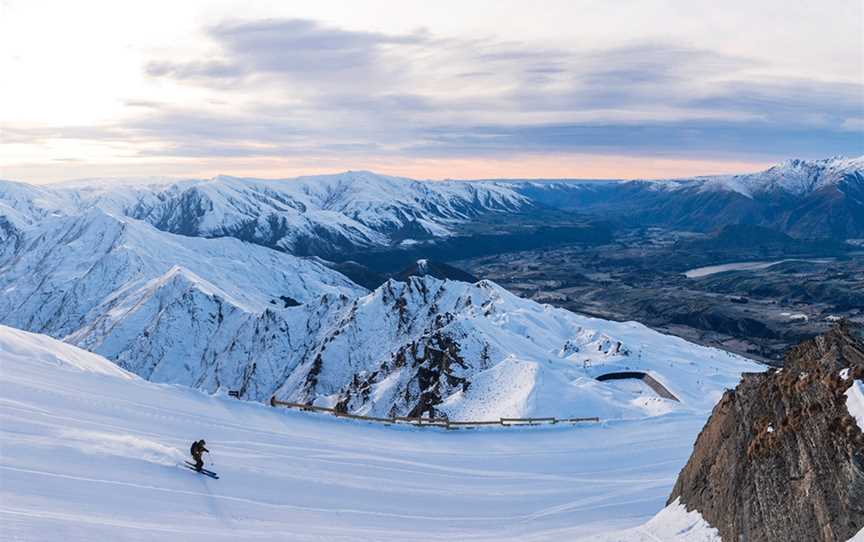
top-left (667, 322), bottom-right (864, 542)
top-left (4, 156), bottom-right (861, 260)
top-left (0, 201), bottom-right (762, 419)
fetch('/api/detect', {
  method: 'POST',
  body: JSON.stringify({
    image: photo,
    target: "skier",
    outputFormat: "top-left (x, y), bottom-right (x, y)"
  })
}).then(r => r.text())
top-left (190, 439), bottom-right (209, 471)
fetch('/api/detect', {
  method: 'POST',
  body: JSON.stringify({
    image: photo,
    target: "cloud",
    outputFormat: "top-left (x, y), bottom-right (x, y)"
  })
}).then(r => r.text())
top-left (842, 118), bottom-right (864, 132)
top-left (145, 60), bottom-right (244, 80)
top-left (9, 17), bottom-right (862, 171)
top-left (145, 18), bottom-right (430, 87)
top-left (688, 78), bottom-right (864, 124)
top-left (406, 120), bottom-right (864, 159)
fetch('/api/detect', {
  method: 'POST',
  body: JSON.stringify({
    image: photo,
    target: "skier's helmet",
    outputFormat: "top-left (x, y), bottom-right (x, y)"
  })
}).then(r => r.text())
top-left (200, 440), bottom-right (206, 445)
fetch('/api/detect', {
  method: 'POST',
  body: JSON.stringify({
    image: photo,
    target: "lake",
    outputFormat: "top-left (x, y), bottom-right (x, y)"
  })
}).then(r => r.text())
top-left (684, 258), bottom-right (835, 279)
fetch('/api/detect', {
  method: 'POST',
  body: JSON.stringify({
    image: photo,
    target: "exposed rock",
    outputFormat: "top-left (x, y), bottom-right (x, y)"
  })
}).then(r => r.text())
top-left (668, 322), bottom-right (864, 541)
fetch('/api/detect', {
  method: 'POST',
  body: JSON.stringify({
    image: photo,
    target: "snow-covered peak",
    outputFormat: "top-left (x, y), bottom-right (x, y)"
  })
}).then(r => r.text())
top-left (697, 156), bottom-right (864, 197)
top-left (203, 170), bottom-right (531, 217)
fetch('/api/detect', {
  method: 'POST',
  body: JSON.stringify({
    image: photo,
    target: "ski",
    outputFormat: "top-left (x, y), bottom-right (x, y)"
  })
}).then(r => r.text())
top-left (184, 461), bottom-right (219, 479)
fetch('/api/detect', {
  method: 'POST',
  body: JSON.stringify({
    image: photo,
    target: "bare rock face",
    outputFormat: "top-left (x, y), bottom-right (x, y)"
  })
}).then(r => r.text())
top-left (668, 322), bottom-right (864, 541)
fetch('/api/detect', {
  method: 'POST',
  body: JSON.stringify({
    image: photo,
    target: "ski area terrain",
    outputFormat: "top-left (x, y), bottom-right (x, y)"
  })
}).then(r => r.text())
top-left (4, 159), bottom-right (859, 541)
top-left (1, 324), bottom-right (729, 541)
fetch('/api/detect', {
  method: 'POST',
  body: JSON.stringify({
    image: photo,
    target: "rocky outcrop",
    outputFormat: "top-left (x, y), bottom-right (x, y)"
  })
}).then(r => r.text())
top-left (668, 322), bottom-right (864, 541)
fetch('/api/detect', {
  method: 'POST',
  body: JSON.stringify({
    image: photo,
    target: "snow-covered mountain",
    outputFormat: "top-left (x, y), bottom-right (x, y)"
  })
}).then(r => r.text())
top-left (269, 275), bottom-right (759, 420)
top-left (0, 180), bottom-right (75, 259)
top-left (1, 169), bottom-right (762, 419)
top-left (0, 171), bottom-right (535, 258)
top-left (494, 156), bottom-right (864, 238)
top-left (0, 205), bottom-right (760, 419)
top-left (0, 207), bottom-right (366, 396)
top-left (4, 157), bottom-right (859, 266)
top-left (0, 161), bottom-right (852, 542)
top-left (696, 156), bottom-right (864, 197)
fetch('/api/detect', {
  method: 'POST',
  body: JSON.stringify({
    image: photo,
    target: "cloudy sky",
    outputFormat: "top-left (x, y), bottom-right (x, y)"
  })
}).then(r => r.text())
top-left (2, 0), bottom-right (862, 182)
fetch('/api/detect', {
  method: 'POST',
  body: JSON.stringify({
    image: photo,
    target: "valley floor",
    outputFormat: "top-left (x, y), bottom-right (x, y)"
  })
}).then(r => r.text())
top-left (458, 237), bottom-right (864, 364)
top-left (0, 326), bottom-right (716, 541)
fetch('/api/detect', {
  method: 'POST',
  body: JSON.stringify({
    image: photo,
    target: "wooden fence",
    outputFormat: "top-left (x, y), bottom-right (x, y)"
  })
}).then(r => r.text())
top-left (269, 397), bottom-right (599, 429)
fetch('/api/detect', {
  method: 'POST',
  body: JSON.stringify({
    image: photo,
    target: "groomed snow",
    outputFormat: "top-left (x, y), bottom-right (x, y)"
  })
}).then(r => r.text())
top-left (0, 325), bottom-right (725, 541)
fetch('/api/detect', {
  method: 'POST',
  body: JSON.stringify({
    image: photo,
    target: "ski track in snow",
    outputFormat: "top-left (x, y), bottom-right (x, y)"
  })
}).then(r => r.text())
top-left (0, 325), bottom-right (724, 541)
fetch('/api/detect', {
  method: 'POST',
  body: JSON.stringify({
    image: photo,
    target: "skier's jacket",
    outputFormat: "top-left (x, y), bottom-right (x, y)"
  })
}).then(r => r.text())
top-left (190, 440), bottom-right (209, 458)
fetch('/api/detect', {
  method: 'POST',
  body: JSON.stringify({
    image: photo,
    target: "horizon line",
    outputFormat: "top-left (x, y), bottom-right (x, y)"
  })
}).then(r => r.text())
top-left (11, 153), bottom-right (862, 186)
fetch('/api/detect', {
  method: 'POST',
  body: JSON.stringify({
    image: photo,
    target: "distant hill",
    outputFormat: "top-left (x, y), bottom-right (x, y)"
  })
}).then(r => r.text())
top-left (493, 156), bottom-right (864, 239)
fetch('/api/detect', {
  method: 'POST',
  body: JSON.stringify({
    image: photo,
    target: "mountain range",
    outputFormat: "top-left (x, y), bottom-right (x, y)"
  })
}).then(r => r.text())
top-left (2, 156), bottom-right (860, 419)
top-left (0, 175), bottom-right (762, 419)
top-left (497, 157), bottom-right (864, 239)
top-left (3, 157), bottom-right (861, 268)
top-left (496, 157), bottom-right (864, 239)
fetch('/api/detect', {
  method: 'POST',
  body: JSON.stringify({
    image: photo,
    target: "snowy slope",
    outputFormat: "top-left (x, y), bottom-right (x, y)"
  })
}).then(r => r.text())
top-left (586, 499), bottom-right (720, 542)
top-left (844, 373), bottom-right (864, 432)
top-left (0, 179), bottom-right (75, 228)
top-left (0, 324), bottom-right (723, 541)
